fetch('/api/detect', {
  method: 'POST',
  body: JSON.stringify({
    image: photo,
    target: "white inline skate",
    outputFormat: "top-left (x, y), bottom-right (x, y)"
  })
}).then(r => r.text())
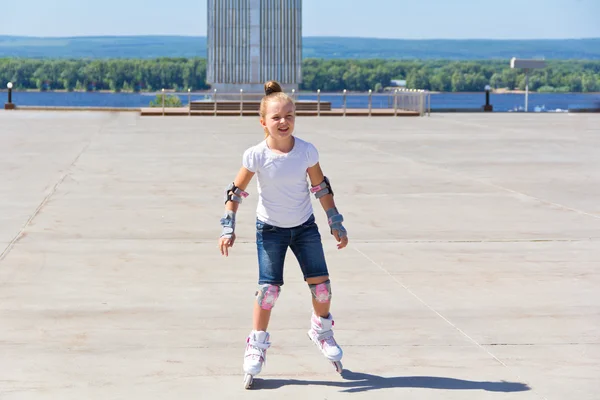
top-left (242, 330), bottom-right (271, 389)
top-left (307, 313), bottom-right (344, 373)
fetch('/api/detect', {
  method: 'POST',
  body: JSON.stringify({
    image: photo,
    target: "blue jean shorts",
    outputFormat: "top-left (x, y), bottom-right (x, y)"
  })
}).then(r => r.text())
top-left (256, 214), bottom-right (329, 285)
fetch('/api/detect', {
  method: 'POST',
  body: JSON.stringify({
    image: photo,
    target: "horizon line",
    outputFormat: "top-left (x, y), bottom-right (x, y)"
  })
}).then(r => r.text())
top-left (1, 34), bottom-right (599, 41)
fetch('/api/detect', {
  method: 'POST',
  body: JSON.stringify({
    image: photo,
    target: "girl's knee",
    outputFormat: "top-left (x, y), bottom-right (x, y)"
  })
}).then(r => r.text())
top-left (308, 278), bottom-right (332, 303)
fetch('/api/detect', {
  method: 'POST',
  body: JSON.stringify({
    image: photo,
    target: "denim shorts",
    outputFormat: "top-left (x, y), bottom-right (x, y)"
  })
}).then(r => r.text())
top-left (256, 214), bottom-right (329, 285)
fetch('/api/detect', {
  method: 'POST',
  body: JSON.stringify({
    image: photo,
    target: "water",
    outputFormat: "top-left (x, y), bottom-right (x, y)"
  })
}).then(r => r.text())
top-left (2, 90), bottom-right (599, 112)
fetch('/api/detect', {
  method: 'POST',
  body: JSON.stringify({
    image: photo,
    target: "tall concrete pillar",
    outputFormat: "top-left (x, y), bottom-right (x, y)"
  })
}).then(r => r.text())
top-left (207, 0), bottom-right (302, 94)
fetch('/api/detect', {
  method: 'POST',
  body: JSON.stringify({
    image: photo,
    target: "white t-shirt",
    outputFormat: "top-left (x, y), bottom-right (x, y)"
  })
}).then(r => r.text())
top-left (243, 136), bottom-right (319, 228)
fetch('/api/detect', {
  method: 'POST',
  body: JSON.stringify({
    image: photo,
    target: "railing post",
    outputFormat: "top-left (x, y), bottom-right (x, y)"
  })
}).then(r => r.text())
top-left (343, 89), bottom-right (347, 116)
top-left (428, 92), bottom-right (431, 116)
top-left (188, 88), bottom-right (191, 116)
top-left (213, 89), bottom-right (217, 116)
top-left (394, 89), bottom-right (398, 116)
top-left (161, 88), bottom-right (165, 116)
top-left (368, 89), bottom-right (372, 117)
top-left (240, 89), bottom-right (244, 117)
top-left (317, 89), bottom-right (321, 117)
top-left (402, 89), bottom-right (406, 111)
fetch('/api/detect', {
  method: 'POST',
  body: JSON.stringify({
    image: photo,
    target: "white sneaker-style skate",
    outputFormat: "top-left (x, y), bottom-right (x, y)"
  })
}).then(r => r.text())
top-left (307, 313), bottom-right (344, 373)
top-left (242, 330), bottom-right (271, 389)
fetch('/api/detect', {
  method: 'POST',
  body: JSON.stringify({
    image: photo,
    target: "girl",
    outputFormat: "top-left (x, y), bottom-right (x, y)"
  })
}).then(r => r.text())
top-left (218, 81), bottom-right (349, 389)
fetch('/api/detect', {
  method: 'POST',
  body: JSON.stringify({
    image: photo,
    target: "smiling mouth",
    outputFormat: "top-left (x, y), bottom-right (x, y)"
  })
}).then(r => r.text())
top-left (278, 127), bottom-right (290, 133)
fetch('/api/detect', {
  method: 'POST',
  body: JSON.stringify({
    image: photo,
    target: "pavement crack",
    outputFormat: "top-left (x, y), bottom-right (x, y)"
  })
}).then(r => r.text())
top-left (353, 246), bottom-right (548, 400)
top-left (0, 125), bottom-right (103, 264)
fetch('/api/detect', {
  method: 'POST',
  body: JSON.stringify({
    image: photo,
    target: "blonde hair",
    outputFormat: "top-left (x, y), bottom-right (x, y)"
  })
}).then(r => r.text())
top-left (260, 80), bottom-right (295, 138)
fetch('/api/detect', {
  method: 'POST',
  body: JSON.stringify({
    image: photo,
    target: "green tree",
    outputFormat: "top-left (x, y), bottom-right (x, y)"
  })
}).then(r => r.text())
top-left (451, 72), bottom-right (466, 92)
top-left (582, 74), bottom-right (599, 92)
top-left (406, 70), bottom-right (429, 90)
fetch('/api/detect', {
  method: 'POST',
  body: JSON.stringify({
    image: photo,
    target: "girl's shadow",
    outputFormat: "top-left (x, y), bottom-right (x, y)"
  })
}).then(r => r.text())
top-left (252, 369), bottom-right (531, 393)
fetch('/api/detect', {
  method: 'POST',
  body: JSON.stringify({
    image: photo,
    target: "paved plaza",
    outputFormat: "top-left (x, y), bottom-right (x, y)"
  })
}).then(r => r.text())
top-left (1, 111), bottom-right (599, 399)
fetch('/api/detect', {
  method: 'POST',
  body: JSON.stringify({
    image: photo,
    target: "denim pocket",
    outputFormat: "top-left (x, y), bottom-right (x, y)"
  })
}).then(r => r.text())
top-left (256, 219), bottom-right (277, 232)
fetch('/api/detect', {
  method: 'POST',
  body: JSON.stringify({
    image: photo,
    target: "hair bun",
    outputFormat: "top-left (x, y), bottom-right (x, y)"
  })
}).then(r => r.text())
top-left (264, 80), bottom-right (283, 96)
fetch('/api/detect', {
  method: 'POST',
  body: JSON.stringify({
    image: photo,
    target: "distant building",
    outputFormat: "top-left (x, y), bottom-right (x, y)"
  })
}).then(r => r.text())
top-left (206, 0), bottom-right (302, 94)
top-left (391, 80), bottom-right (407, 87)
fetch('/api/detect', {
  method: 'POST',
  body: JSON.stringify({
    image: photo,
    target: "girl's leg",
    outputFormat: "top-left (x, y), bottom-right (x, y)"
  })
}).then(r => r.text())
top-left (306, 276), bottom-right (332, 318)
top-left (289, 215), bottom-right (332, 314)
top-left (290, 215), bottom-right (343, 364)
top-left (252, 298), bottom-right (273, 331)
top-left (253, 220), bottom-right (288, 330)
top-left (244, 220), bottom-right (288, 379)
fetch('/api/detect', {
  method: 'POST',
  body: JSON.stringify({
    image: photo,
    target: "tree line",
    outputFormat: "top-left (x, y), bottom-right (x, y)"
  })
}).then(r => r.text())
top-left (0, 58), bottom-right (208, 92)
top-left (1, 58), bottom-right (599, 93)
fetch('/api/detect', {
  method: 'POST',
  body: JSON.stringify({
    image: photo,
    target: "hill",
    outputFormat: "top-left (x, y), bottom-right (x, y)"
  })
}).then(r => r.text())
top-left (1, 36), bottom-right (600, 60)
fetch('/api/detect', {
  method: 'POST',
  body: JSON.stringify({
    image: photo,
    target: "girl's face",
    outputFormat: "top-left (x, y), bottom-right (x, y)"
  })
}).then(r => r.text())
top-left (261, 99), bottom-right (296, 141)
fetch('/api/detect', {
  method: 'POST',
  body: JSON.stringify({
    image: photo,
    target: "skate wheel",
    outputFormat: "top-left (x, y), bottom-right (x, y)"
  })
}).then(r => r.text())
top-left (332, 361), bottom-right (343, 374)
top-left (243, 374), bottom-right (253, 389)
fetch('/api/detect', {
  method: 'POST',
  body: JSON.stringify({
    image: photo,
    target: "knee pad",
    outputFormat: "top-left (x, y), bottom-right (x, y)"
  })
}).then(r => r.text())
top-left (309, 280), bottom-right (332, 303)
top-left (255, 284), bottom-right (281, 310)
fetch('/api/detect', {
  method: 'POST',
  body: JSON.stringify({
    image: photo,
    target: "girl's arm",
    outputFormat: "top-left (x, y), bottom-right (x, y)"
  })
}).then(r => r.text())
top-left (225, 166), bottom-right (255, 212)
top-left (219, 166), bottom-right (255, 256)
top-left (307, 163), bottom-right (349, 249)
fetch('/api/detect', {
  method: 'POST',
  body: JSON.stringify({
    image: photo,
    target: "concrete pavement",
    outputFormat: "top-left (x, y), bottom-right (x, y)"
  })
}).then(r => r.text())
top-left (1, 111), bottom-right (599, 399)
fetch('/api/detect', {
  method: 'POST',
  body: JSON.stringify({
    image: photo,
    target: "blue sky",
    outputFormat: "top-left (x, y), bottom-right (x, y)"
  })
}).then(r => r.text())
top-left (3, 0), bottom-right (599, 39)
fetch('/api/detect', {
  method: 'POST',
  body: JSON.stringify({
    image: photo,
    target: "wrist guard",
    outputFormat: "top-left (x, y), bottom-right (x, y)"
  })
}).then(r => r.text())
top-left (326, 207), bottom-right (347, 238)
top-left (220, 210), bottom-right (236, 238)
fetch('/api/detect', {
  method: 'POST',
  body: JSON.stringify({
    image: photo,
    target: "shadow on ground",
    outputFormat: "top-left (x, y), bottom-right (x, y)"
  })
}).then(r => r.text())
top-left (252, 370), bottom-right (531, 393)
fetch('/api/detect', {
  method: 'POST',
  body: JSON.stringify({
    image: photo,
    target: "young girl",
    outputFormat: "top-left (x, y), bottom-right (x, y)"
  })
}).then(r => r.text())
top-left (218, 81), bottom-right (349, 389)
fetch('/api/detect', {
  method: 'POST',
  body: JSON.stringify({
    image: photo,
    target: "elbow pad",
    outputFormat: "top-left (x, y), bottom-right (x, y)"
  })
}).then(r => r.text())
top-left (225, 182), bottom-right (249, 204)
top-left (310, 176), bottom-right (333, 199)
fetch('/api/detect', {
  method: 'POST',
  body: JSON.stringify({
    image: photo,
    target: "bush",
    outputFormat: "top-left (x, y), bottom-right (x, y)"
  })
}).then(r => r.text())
top-left (149, 93), bottom-right (182, 107)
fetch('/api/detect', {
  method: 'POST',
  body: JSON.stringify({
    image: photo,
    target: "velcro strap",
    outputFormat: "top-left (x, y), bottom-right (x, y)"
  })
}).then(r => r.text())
top-left (328, 214), bottom-right (344, 226)
top-left (310, 181), bottom-right (327, 193)
top-left (310, 181), bottom-right (331, 199)
top-left (232, 187), bottom-right (249, 199)
top-left (314, 188), bottom-right (331, 199)
top-left (316, 330), bottom-right (333, 341)
top-left (230, 194), bottom-right (244, 203)
top-left (248, 339), bottom-right (271, 350)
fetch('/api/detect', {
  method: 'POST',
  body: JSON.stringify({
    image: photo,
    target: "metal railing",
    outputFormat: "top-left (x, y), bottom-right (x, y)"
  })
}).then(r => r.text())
top-left (172, 87), bottom-right (431, 117)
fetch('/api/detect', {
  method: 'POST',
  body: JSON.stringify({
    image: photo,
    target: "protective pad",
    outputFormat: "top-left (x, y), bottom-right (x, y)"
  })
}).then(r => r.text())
top-left (326, 208), bottom-right (347, 238)
top-left (220, 210), bottom-right (236, 238)
top-left (309, 280), bottom-right (332, 303)
top-left (255, 284), bottom-right (281, 310)
top-left (224, 182), bottom-right (249, 204)
top-left (310, 176), bottom-right (333, 199)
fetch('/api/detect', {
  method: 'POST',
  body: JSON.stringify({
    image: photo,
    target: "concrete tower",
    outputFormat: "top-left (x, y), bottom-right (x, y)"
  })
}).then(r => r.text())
top-left (206, 0), bottom-right (302, 94)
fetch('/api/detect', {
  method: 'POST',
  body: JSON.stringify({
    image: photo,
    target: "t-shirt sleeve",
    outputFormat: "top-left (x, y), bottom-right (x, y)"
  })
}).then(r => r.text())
top-left (307, 142), bottom-right (319, 168)
top-left (242, 147), bottom-right (257, 172)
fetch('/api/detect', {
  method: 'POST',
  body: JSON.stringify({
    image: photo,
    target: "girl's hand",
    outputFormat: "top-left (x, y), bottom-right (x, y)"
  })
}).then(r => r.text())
top-left (219, 234), bottom-right (236, 256)
top-left (333, 230), bottom-right (348, 250)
